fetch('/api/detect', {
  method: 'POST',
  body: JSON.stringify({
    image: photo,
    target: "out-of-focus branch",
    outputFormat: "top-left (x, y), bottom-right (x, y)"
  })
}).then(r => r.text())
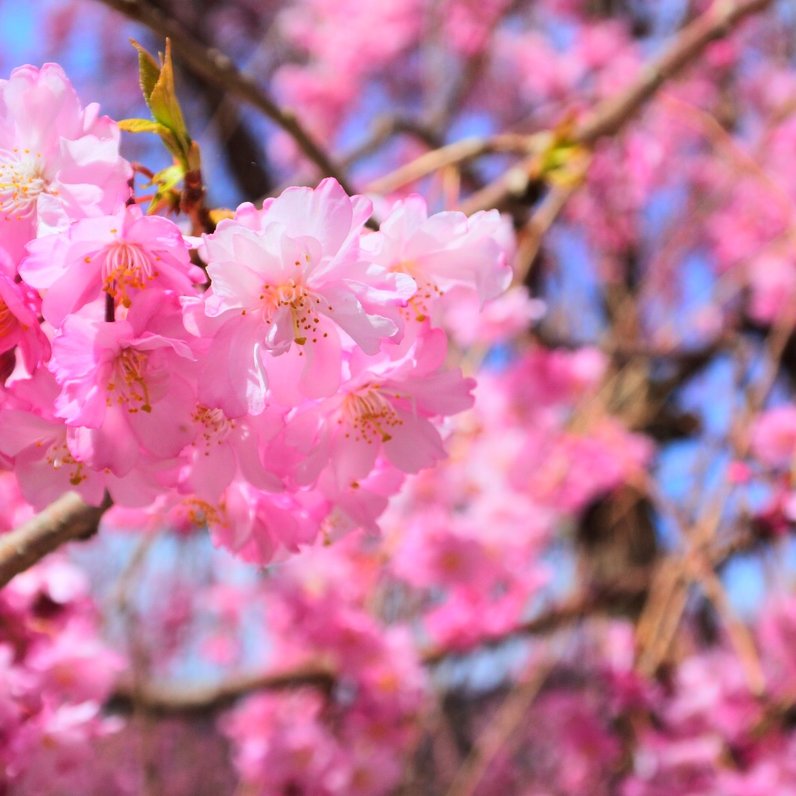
top-left (0, 492), bottom-right (111, 589)
top-left (107, 522), bottom-right (765, 715)
top-left (365, 134), bottom-right (537, 196)
top-left (108, 578), bottom-right (651, 715)
top-left (445, 657), bottom-right (551, 796)
top-left (461, 0), bottom-right (773, 215)
top-left (94, 0), bottom-right (353, 193)
top-left (110, 664), bottom-right (337, 716)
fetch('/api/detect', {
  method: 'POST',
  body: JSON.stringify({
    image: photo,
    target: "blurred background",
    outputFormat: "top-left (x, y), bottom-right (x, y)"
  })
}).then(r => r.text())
top-left (4, 1), bottom-right (796, 794)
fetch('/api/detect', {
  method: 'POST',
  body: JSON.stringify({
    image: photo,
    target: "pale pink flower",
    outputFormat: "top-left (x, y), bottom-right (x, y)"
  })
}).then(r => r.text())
top-left (444, 285), bottom-right (545, 346)
top-left (0, 64), bottom-right (131, 261)
top-left (364, 195), bottom-right (513, 323)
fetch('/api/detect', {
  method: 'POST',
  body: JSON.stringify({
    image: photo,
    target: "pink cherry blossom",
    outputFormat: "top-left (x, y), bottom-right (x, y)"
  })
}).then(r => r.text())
top-left (363, 195), bottom-right (513, 323)
top-left (0, 267), bottom-right (50, 374)
top-left (189, 178), bottom-right (415, 414)
top-left (0, 63), bottom-right (130, 261)
top-left (49, 292), bottom-right (196, 476)
top-left (750, 405), bottom-right (796, 469)
top-left (21, 204), bottom-right (202, 325)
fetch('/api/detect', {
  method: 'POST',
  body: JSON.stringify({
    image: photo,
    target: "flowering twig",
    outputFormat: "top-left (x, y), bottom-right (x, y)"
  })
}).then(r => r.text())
top-left (94, 0), bottom-right (354, 194)
top-left (461, 0), bottom-right (773, 215)
top-left (107, 522), bottom-right (765, 716)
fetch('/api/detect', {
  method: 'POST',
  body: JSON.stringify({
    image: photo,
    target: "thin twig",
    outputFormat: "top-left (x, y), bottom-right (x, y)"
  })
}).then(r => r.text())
top-left (444, 657), bottom-right (552, 796)
top-left (461, 0), bottom-right (773, 215)
top-left (109, 663), bottom-right (336, 715)
top-left (364, 134), bottom-right (536, 196)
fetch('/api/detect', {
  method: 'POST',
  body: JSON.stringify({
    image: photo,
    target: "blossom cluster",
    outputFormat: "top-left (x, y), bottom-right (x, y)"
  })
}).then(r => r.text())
top-left (0, 532), bottom-right (122, 794)
top-left (0, 64), bottom-right (512, 563)
top-left (223, 539), bottom-right (426, 796)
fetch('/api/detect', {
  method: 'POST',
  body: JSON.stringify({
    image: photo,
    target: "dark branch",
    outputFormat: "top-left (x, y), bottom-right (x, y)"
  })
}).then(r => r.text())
top-left (0, 492), bottom-right (111, 589)
top-left (94, 0), bottom-right (353, 192)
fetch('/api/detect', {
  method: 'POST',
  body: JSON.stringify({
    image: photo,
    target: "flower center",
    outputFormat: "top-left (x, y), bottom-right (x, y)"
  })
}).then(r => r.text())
top-left (259, 279), bottom-right (326, 345)
top-left (178, 497), bottom-right (224, 530)
top-left (107, 348), bottom-right (152, 413)
top-left (392, 261), bottom-right (441, 323)
top-left (192, 404), bottom-right (236, 452)
top-left (342, 388), bottom-right (402, 444)
top-left (0, 148), bottom-right (47, 219)
top-left (100, 241), bottom-right (158, 308)
top-left (40, 438), bottom-right (87, 486)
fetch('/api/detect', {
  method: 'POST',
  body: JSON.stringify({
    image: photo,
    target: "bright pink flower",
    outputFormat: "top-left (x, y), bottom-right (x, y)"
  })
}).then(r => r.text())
top-left (178, 405), bottom-right (283, 501)
top-left (0, 370), bottom-right (106, 508)
top-left (21, 205), bottom-right (202, 325)
top-left (746, 252), bottom-right (796, 324)
top-left (49, 293), bottom-right (196, 476)
top-left (0, 471), bottom-right (33, 531)
top-left (295, 329), bottom-right (474, 491)
top-left (315, 458), bottom-right (405, 537)
top-left (189, 178), bottom-right (414, 414)
top-left (26, 624), bottom-right (123, 705)
top-left (0, 64), bottom-right (131, 261)
top-left (391, 518), bottom-right (487, 590)
top-left (206, 479), bottom-right (327, 564)
top-left (0, 268), bottom-right (50, 373)
top-left (0, 408), bottom-right (105, 508)
top-left (222, 690), bottom-right (339, 794)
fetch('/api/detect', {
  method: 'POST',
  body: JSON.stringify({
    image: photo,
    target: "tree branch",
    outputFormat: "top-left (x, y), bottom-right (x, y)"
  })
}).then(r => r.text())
top-left (460, 0), bottom-right (773, 215)
top-left (110, 580), bottom-right (649, 715)
top-left (109, 663), bottom-right (336, 716)
top-left (107, 521), bottom-right (765, 715)
top-left (0, 492), bottom-right (111, 588)
top-left (94, 0), bottom-right (354, 193)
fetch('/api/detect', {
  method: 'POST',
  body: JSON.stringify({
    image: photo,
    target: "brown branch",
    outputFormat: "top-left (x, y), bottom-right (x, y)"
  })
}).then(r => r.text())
top-left (364, 133), bottom-right (537, 196)
top-left (444, 658), bottom-right (552, 796)
top-left (109, 579), bottom-right (649, 715)
top-left (94, 0), bottom-right (354, 193)
top-left (109, 663), bottom-right (336, 716)
top-left (0, 492), bottom-right (111, 589)
top-left (460, 0), bottom-right (773, 215)
top-left (107, 522), bottom-right (766, 716)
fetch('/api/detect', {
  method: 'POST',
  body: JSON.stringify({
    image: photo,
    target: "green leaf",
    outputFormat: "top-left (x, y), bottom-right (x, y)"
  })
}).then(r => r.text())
top-left (118, 118), bottom-right (168, 134)
top-left (145, 164), bottom-right (185, 215)
top-left (148, 39), bottom-right (190, 157)
top-left (153, 164), bottom-right (186, 192)
top-left (126, 37), bottom-right (205, 210)
top-left (130, 39), bottom-right (160, 105)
